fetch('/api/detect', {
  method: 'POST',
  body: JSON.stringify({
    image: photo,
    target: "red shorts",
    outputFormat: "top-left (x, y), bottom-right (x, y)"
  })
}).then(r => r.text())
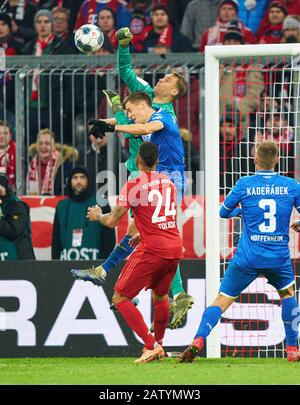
top-left (114, 249), bottom-right (179, 299)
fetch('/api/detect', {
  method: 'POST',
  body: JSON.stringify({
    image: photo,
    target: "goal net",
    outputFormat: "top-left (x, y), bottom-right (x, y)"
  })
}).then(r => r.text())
top-left (205, 44), bottom-right (300, 358)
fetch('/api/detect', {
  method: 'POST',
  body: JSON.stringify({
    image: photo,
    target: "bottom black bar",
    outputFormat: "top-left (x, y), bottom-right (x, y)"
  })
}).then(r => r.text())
top-left (0, 385), bottom-right (299, 401)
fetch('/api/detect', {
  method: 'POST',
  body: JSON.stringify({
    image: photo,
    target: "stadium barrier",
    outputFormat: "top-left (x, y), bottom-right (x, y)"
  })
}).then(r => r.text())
top-left (0, 260), bottom-right (299, 358)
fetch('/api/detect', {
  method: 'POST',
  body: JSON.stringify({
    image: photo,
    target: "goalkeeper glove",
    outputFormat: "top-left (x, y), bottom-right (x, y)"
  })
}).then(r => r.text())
top-left (115, 27), bottom-right (134, 47)
top-left (88, 119), bottom-right (115, 139)
top-left (103, 90), bottom-right (123, 114)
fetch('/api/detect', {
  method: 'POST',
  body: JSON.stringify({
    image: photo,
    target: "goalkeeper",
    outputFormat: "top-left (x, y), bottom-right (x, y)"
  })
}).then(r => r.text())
top-left (73, 28), bottom-right (194, 330)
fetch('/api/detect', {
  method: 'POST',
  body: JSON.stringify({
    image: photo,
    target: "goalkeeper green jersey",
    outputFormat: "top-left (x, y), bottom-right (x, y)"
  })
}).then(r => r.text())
top-left (117, 45), bottom-right (177, 173)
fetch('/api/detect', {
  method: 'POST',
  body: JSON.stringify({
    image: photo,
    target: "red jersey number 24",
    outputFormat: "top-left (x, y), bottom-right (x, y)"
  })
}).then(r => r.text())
top-left (148, 187), bottom-right (176, 224)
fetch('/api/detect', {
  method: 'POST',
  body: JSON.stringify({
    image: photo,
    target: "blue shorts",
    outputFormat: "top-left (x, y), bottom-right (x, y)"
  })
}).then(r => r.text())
top-left (219, 261), bottom-right (295, 299)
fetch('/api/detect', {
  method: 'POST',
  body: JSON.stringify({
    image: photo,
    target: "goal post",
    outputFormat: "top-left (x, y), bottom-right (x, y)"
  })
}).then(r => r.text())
top-left (205, 44), bottom-right (300, 359)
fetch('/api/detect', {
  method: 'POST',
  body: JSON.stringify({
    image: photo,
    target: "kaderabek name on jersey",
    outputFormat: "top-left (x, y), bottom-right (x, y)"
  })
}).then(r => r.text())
top-left (247, 186), bottom-right (289, 196)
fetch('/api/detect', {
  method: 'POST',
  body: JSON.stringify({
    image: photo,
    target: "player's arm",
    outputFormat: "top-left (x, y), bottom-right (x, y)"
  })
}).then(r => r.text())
top-left (115, 121), bottom-right (163, 136)
top-left (101, 118), bottom-right (117, 125)
top-left (88, 119), bottom-right (164, 138)
top-left (219, 179), bottom-right (243, 219)
top-left (116, 28), bottom-right (154, 95)
top-left (86, 205), bottom-right (129, 228)
top-left (220, 206), bottom-right (242, 218)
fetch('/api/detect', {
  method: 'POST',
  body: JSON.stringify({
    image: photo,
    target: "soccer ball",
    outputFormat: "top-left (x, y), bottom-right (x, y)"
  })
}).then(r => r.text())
top-left (74, 24), bottom-right (104, 54)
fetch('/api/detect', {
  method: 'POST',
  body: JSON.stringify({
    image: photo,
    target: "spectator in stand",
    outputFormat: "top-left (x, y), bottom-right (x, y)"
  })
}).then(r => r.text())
top-left (23, 9), bottom-right (74, 55)
top-left (38, 0), bottom-right (82, 32)
top-left (0, 13), bottom-right (22, 113)
top-left (97, 8), bottom-right (117, 51)
top-left (27, 128), bottom-right (78, 195)
top-left (237, 0), bottom-right (269, 34)
top-left (0, 121), bottom-right (16, 190)
top-left (133, 4), bottom-right (193, 53)
top-left (220, 24), bottom-right (264, 135)
top-left (0, 13), bottom-right (22, 54)
top-left (0, 0), bottom-right (37, 43)
top-left (256, 0), bottom-right (299, 38)
top-left (128, 0), bottom-right (151, 35)
top-left (257, 1), bottom-right (287, 44)
top-left (255, 111), bottom-right (295, 177)
top-left (51, 166), bottom-right (115, 260)
top-left (52, 6), bottom-right (75, 50)
top-left (180, 0), bottom-right (220, 51)
top-left (22, 9), bottom-right (74, 143)
top-left (75, 0), bottom-right (131, 31)
top-left (281, 15), bottom-right (300, 43)
top-left (223, 18), bottom-right (245, 44)
top-left (199, 0), bottom-right (256, 52)
top-left (0, 173), bottom-right (35, 261)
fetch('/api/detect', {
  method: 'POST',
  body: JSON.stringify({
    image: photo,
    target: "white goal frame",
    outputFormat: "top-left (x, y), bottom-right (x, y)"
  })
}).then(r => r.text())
top-left (205, 44), bottom-right (300, 358)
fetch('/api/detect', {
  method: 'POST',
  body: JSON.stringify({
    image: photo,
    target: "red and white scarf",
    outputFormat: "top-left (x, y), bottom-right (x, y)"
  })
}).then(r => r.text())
top-left (0, 139), bottom-right (16, 190)
top-left (133, 23), bottom-right (173, 52)
top-left (31, 34), bottom-right (55, 101)
top-left (27, 147), bottom-right (59, 195)
top-left (207, 19), bottom-right (230, 46)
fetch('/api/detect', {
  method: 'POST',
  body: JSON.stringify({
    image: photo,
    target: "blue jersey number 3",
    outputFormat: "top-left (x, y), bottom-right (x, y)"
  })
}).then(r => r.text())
top-left (258, 199), bottom-right (277, 233)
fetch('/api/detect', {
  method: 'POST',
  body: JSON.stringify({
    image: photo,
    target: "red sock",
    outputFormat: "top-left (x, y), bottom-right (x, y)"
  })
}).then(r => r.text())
top-left (286, 345), bottom-right (298, 352)
top-left (153, 298), bottom-right (169, 345)
top-left (116, 300), bottom-right (155, 350)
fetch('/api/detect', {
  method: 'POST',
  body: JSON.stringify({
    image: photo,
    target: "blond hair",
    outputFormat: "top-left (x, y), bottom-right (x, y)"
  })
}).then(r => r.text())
top-left (172, 71), bottom-right (187, 99)
top-left (256, 141), bottom-right (278, 170)
top-left (51, 6), bottom-right (70, 19)
top-left (37, 128), bottom-right (55, 141)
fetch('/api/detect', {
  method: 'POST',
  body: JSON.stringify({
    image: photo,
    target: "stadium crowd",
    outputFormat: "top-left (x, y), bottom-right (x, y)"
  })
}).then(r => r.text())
top-left (0, 0), bottom-right (299, 260)
top-left (0, 0), bottom-right (298, 55)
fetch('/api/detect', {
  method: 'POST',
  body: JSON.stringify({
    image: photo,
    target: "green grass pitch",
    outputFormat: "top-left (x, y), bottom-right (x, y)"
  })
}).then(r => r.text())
top-left (0, 358), bottom-right (299, 385)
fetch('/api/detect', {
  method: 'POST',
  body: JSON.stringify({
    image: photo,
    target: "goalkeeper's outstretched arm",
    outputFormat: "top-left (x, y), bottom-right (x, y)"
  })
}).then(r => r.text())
top-left (116, 28), bottom-right (154, 96)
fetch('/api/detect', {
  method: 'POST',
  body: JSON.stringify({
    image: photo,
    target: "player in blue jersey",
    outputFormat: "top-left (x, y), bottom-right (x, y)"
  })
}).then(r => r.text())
top-left (72, 91), bottom-right (191, 327)
top-left (87, 91), bottom-right (185, 199)
top-left (179, 141), bottom-right (300, 363)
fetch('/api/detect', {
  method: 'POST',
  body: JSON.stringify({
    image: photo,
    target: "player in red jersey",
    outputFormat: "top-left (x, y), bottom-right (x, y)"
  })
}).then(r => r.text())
top-left (86, 142), bottom-right (183, 363)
